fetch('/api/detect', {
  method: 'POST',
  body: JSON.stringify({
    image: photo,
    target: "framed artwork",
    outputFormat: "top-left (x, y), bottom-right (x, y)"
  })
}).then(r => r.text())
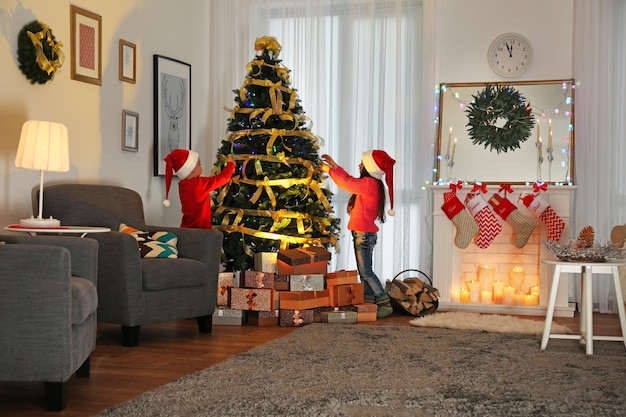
top-left (119, 39), bottom-right (136, 83)
top-left (122, 110), bottom-right (139, 152)
top-left (153, 54), bottom-right (191, 176)
top-left (70, 5), bottom-right (102, 85)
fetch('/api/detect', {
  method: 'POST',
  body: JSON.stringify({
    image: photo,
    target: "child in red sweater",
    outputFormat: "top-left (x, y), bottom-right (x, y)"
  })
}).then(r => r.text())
top-left (163, 149), bottom-right (235, 229)
top-left (319, 150), bottom-right (395, 318)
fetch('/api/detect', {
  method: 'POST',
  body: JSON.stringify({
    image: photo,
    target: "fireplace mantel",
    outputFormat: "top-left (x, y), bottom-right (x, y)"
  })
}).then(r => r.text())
top-left (429, 184), bottom-right (577, 317)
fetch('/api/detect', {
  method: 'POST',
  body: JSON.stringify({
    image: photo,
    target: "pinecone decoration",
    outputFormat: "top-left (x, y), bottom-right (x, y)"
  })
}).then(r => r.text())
top-left (575, 226), bottom-right (595, 249)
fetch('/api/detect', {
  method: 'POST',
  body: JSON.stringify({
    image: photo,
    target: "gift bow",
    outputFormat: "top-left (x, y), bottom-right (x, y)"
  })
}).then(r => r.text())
top-left (449, 180), bottom-right (463, 192)
top-left (499, 183), bottom-right (513, 194)
top-left (533, 182), bottom-right (548, 193)
top-left (472, 182), bottom-right (487, 194)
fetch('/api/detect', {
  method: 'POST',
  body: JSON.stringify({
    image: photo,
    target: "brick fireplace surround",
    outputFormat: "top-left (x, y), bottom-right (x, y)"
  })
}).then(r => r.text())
top-left (429, 184), bottom-right (577, 317)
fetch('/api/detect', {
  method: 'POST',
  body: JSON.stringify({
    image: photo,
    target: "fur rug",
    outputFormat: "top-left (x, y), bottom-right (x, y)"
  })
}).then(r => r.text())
top-left (409, 311), bottom-right (572, 335)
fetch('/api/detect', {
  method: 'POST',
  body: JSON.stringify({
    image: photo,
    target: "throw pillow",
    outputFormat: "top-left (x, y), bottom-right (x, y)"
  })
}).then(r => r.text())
top-left (119, 223), bottom-right (178, 258)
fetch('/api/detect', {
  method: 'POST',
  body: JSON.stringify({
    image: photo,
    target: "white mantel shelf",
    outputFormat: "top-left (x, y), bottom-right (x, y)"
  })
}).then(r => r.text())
top-left (429, 184), bottom-right (577, 317)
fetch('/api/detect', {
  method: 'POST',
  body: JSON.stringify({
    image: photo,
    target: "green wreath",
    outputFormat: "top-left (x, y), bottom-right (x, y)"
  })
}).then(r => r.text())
top-left (17, 21), bottom-right (64, 85)
top-left (465, 85), bottom-right (534, 154)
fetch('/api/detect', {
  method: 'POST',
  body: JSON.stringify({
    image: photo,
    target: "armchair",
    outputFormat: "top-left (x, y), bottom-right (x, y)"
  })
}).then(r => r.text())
top-left (0, 235), bottom-right (98, 411)
top-left (37, 183), bottom-right (221, 347)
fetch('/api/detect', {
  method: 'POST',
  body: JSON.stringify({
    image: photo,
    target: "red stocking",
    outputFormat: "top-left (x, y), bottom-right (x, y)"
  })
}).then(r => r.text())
top-left (442, 191), bottom-right (479, 249)
top-left (488, 193), bottom-right (535, 248)
top-left (521, 193), bottom-right (565, 241)
top-left (465, 191), bottom-right (502, 249)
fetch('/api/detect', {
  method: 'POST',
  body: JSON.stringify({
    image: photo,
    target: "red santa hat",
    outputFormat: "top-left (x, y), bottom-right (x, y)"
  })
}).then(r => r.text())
top-left (163, 149), bottom-right (199, 207)
top-left (361, 149), bottom-right (396, 216)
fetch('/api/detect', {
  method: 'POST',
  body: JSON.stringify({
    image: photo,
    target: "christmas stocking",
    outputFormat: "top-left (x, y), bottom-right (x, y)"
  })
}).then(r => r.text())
top-left (488, 193), bottom-right (536, 248)
top-left (442, 191), bottom-right (479, 249)
top-left (465, 192), bottom-right (502, 249)
top-left (520, 193), bottom-right (565, 241)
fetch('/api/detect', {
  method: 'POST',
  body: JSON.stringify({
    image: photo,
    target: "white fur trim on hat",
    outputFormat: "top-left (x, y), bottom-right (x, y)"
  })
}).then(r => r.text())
top-left (361, 150), bottom-right (384, 180)
top-left (175, 150), bottom-right (199, 180)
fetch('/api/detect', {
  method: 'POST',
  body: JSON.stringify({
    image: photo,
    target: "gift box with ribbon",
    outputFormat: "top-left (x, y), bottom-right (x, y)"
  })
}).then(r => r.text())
top-left (217, 272), bottom-right (235, 307)
top-left (328, 283), bottom-right (365, 307)
top-left (279, 289), bottom-right (330, 310)
top-left (230, 288), bottom-right (274, 311)
top-left (246, 310), bottom-right (279, 327)
top-left (320, 310), bottom-right (358, 324)
top-left (244, 270), bottom-right (275, 289)
top-left (253, 252), bottom-right (278, 273)
top-left (279, 309), bottom-right (315, 327)
top-left (289, 274), bottom-right (325, 292)
top-left (277, 246), bottom-right (331, 266)
top-left (326, 270), bottom-right (359, 286)
top-left (213, 307), bottom-right (244, 326)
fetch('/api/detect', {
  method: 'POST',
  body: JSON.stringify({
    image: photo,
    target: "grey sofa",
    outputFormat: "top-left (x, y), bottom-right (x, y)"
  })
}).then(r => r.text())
top-left (0, 235), bottom-right (98, 411)
top-left (37, 183), bottom-right (221, 347)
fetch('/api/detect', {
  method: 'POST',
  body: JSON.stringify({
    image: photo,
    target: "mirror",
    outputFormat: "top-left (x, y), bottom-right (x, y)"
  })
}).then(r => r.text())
top-left (436, 79), bottom-right (575, 185)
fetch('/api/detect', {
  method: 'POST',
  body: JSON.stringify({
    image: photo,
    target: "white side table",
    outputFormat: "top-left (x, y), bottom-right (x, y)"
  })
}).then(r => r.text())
top-left (3, 224), bottom-right (111, 238)
top-left (541, 259), bottom-right (626, 355)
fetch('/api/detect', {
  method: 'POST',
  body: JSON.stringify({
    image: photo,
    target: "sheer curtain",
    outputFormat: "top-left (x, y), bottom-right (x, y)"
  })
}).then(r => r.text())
top-left (209, 0), bottom-right (434, 284)
top-left (573, 0), bottom-right (626, 312)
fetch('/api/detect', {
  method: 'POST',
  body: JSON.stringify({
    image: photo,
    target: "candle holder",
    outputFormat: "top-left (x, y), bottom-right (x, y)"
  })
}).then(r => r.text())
top-left (546, 147), bottom-right (554, 182)
top-left (536, 141), bottom-right (543, 182)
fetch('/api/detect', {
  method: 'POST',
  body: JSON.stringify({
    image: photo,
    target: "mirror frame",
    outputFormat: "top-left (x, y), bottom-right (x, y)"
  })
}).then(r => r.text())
top-left (435, 79), bottom-right (575, 185)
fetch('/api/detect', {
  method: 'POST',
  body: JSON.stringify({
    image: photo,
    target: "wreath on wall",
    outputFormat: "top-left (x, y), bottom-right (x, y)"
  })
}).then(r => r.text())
top-left (465, 85), bottom-right (534, 154)
top-left (17, 21), bottom-right (64, 85)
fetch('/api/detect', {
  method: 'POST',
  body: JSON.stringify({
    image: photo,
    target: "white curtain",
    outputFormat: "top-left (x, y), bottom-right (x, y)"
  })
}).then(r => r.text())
top-left (209, 0), bottom-right (434, 285)
top-left (573, 0), bottom-right (626, 312)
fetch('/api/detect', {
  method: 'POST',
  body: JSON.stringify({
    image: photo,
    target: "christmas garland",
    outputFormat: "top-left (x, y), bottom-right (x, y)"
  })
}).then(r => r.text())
top-left (465, 85), bottom-right (534, 154)
top-left (17, 21), bottom-right (64, 85)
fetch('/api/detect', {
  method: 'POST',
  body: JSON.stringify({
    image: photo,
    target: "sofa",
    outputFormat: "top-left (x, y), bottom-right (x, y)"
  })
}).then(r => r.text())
top-left (37, 183), bottom-right (222, 347)
top-left (0, 235), bottom-right (98, 411)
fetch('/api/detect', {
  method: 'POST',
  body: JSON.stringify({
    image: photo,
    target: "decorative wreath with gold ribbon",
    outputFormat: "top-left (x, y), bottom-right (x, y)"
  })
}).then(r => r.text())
top-left (17, 21), bottom-right (64, 85)
top-left (465, 85), bottom-right (534, 154)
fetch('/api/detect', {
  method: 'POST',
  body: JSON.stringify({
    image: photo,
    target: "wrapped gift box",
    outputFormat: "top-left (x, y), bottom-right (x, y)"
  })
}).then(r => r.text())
top-left (277, 259), bottom-right (327, 275)
top-left (246, 310), bottom-right (279, 327)
top-left (254, 252), bottom-right (278, 273)
top-left (277, 246), bottom-right (331, 266)
top-left (289, 274), bottom-right (325, 292)
top-left (279, 309), bottom-right (315, 327)
top-left (279, 290), bottom-right (329, 310)
top-left (274, 274), bottom-right (290, 291)
top-left (244, 270), bottom-right (275, 289)
top-left (329, 283), bottom-right (365, 307)
top-left (213, 308), bottom-right (244, 326)
top-left (326, 270), bottom-right (359, 286)
top-left (217, 272), bottom-right (235, 307)
top-left (230, 288), bottom-right (274, 311)
top-left (320, 310), bottom-right (358, 324)
top-left (347, 302), bottom-right (378, 322)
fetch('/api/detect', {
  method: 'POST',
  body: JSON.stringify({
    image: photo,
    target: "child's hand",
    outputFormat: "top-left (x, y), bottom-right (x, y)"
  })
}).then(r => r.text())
top-left (226, 154), bottom-right (235, 165)
top-left (321, 154), bottom-right (338, 169)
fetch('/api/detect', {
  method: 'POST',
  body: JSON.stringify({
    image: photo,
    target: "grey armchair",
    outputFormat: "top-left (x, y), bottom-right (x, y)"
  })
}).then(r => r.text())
top-left (37, 183), bottom-right (221, 347)
top-left (0, 235), bottom-right (98, 411)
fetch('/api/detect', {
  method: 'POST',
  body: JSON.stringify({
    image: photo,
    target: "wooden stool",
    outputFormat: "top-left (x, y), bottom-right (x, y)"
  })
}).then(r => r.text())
top-left (541, 259), bottom-right (626, 355)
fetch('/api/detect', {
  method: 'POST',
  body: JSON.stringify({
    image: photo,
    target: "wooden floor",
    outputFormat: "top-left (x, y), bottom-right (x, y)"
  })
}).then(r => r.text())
top-left (0, 312), bottom-right (622, 417)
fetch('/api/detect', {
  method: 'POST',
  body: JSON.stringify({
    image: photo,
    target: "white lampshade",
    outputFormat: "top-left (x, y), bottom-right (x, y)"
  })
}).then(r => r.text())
top-left (15, 120), bottom-right (70, 228)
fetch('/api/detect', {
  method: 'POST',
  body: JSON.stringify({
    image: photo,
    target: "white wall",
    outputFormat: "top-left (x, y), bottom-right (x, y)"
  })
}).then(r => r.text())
top-left (0, 0), bottom-right (209, 227)
top-left (0, 0), bottom-right (575, 229)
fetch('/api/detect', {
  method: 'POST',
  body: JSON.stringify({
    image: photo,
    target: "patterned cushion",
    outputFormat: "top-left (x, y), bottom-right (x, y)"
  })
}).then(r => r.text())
top-left (119, 223), bottom-right (178, 258)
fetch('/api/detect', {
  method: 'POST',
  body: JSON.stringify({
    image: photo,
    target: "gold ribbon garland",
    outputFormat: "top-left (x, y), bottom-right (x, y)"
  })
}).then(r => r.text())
top-left (26, 22), bottom-right (64, 77)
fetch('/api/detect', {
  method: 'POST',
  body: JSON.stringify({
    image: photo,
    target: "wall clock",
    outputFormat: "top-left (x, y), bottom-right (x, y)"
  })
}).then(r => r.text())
top-left (487, 32), bottom-right (533, 78)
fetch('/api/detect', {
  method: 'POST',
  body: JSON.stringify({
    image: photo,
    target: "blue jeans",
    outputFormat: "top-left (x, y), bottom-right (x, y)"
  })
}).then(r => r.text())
top-left (352, 231), bottom-right (386, 298)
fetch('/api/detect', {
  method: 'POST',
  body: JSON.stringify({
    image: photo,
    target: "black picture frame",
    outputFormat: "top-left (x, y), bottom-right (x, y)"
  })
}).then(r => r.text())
top-left (153, 54), bottom-right (191, 176)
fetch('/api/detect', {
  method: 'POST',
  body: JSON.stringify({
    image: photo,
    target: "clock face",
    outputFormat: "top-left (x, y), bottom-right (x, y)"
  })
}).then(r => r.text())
top-left (488, 33), bottom-right (533, 78)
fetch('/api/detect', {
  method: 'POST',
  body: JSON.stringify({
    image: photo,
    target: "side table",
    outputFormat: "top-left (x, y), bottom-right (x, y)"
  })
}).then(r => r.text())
top-left (541, 259), bottom-right (626, 355)
top-left (3, 224), bottom-right (111, 238)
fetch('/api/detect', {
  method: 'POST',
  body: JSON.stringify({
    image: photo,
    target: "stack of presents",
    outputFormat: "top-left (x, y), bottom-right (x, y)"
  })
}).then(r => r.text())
top-left (213, 246), bottom-right (378, 327)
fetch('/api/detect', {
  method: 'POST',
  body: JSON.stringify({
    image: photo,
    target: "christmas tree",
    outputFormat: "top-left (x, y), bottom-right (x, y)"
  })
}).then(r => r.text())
top-left (211, 36), bottom-right (340, 271)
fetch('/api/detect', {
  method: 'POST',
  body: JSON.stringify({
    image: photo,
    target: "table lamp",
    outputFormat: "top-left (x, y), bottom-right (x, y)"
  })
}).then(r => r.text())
top-left (15, 120), bottom-right (69, 228)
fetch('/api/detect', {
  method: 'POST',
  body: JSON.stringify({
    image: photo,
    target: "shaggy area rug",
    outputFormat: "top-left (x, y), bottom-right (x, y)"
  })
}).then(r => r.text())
top-left (96, 324), bottom-right (626, 417)
top-left (409, 311), bottom-right (573, 335)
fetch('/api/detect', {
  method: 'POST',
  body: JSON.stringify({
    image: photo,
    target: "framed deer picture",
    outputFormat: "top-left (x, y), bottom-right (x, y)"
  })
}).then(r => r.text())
top-left (153, 54), bottom-right (191, 176)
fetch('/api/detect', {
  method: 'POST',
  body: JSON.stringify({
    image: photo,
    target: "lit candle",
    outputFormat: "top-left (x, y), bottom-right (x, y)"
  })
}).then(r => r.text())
top-left (492, 280), bottom-right (505, 293)
top-left (523, 294), bottom-right (534, 306)
top-left (513, 293), bottom-right (525, 306)
top-left (451, 289), bottom-right (461, 304)
top-left (446, 127), bottom-right (452, 156)
top-left (504, 286), bottom-right (516, 305)
top-left (481, 290), bottom-right (493, 304)
top-left (548, 119), bottom-right (553, 149)
top-left (536, 119), bottom-right (540, 145)
top-left (469, 280), bottom-right (480, 303)
top-left (494, 290), bottom-right (505, 304)
top-left (477, 264), bottom-right (495, 291)
top-left (509, 266), bottom-right (525, 293)
top-left (460, 287), bottom-right (470, 303)
top-left (450, 138), bottom-right (457, 163)
top-left (538, 137), bottom-right (543, 161)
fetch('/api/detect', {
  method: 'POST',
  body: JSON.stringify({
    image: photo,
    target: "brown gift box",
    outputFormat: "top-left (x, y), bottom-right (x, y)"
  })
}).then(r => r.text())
top-left (329, 283), bottom-right (365, 307)
top-left (277, 259), bottom-right (328, 275)
top-left (345, 302), bottom-right (378, 322)
top-left (246, 310), bottom-right (279, 327)
top-left (244, 270), bottom-right (275, 289)
top-left (277, 246), bottom-right (331, 266)
top-left (279, 309), bottom-right (315, 327)
top-left (326, 270), bottom-right (359, 286)
top-left (217, 272), bottom-right (234, 307)
top-left (253, 252), bottom-right (278, 273)
top-left (279, 290), bottom-right (330, 310)
top-left (230, 288), bottom-right (274, 311)
top-left (274, 274), bottom-right (290, 291)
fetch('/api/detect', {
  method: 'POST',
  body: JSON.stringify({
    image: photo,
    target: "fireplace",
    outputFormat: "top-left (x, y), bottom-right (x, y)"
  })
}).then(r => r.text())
top-left (429, 184), bottom-right (577, 317)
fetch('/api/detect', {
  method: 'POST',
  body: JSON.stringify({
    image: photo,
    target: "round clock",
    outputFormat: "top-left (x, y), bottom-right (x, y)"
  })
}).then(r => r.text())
top-left (487, 32), bottom-right (533, 78)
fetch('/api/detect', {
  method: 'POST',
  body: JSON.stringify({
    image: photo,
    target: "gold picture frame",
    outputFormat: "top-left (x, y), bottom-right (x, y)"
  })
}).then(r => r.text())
top-left (119, 39), bottom-right (136, 83)
top-left (70, 5), bottom-right (102, 85)
top-left (122, 110), bottom-right (139, 152)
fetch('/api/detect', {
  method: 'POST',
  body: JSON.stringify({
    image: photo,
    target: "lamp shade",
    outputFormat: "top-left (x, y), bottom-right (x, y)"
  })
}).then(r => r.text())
top-left (15, 120), bottom-right (69, 172)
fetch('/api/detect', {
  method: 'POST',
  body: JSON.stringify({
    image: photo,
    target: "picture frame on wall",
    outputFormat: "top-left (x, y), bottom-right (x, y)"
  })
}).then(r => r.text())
top-left (70, 5), bottom-right (102, 86)
top-left (119, 39), bottom-right (136, 83)
top-left (122, 110), bottom-right (139, 152)
top-left (153, 54), bottom-right (191, 176)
